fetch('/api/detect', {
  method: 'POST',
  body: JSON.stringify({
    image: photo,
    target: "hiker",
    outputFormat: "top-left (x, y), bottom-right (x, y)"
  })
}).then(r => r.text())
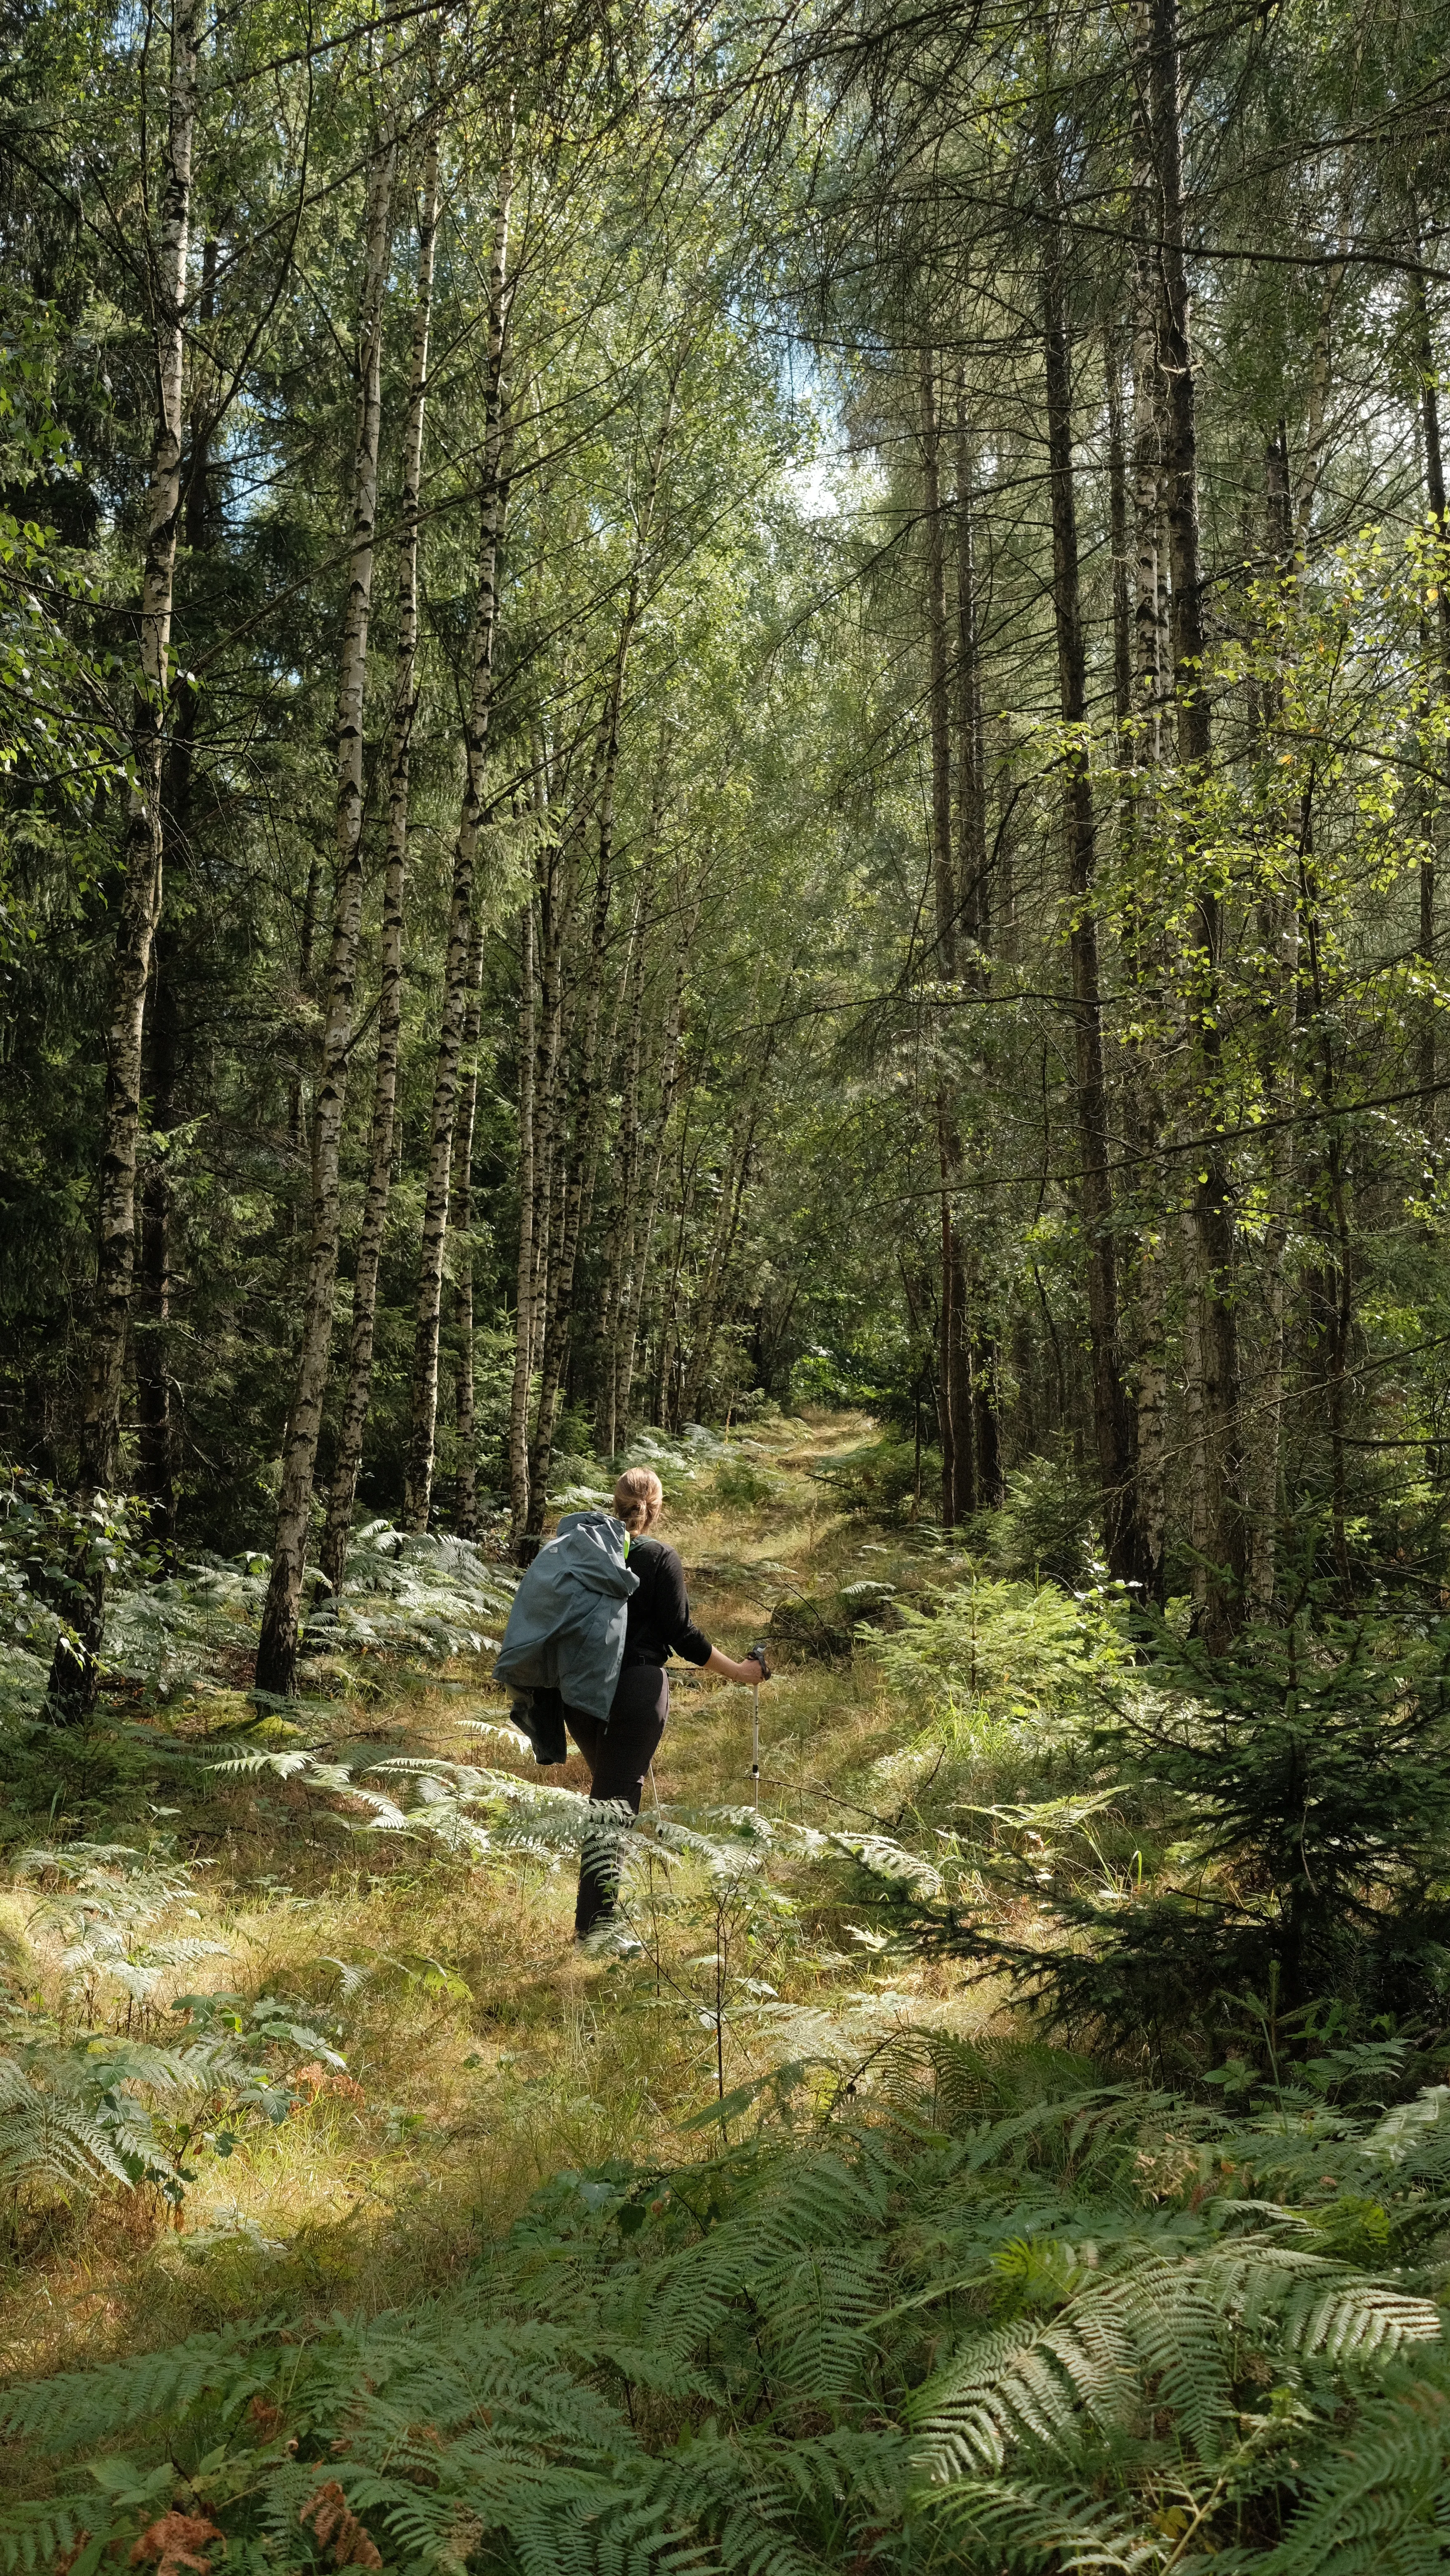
top-left (569, 1467), bottom-right (768, 1937)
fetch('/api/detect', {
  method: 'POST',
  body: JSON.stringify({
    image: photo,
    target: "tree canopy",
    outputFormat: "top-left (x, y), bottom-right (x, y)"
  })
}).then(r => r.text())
top-left (5, 0), bottom-right (1449, 1682)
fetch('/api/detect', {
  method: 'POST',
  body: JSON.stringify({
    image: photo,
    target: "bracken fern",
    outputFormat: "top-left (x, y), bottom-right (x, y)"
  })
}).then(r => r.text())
top-left (3, 2041), bottom-right (1450, 2569)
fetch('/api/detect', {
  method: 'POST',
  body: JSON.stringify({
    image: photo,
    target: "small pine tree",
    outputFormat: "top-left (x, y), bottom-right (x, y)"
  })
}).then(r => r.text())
top-left (918, 1608), bottom-right (1450, 2065)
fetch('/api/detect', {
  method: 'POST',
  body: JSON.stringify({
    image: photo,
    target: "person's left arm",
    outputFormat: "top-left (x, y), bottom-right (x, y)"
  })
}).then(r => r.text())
top-left (703, 1643), bottom-right (768, 1684)
top-left (658, 1548), bottom-right (766, 1684)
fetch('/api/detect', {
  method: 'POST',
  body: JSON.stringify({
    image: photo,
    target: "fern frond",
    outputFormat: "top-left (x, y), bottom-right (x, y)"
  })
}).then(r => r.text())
top-left (0, 2495), bottom-right (101, 2576)
top-left (0, 2096), bottom-right (133, 2190)
top-left (1258, 2356), bottom-right (1450, 2574)
top-left (929, 2473), bottom-right (1164, 2573)
top-left (0, 2323), bottom-right (273, 2447)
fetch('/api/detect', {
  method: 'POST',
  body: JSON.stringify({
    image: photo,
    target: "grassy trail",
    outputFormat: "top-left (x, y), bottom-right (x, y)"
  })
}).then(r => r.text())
top-left (0, 1413), bottom-right (982, 2396)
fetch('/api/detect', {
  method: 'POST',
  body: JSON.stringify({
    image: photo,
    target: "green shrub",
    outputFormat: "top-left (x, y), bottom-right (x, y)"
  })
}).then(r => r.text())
top-left (976, 1441), bottom-right (1100, 1584)
top-left (710, 1455), bottom-right (781, 1508)
top-left (871, 1572), bottom-right (1127, 1722)
top-left (876, 1609), bottom-right (1450, 2067)
top-left (822, 1434), bottom-right (937, 1520)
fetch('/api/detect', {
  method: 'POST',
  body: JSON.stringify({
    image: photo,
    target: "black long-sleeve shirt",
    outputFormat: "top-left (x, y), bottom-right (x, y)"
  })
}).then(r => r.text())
top-left (622, 1536), bottom-right (712, 1670)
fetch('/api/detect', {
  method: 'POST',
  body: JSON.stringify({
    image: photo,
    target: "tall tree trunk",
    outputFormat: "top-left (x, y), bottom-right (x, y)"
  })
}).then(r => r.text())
top-left (612, 921), bottom-right (689, 1450)
top-left (1108, 359), bottom-right (1133, 755)
top-left (921, 346), bottom-right (971, 1523)
top-left (523, 368), bottom-right (679, 1527)
top-left (936, 1172), bottom-right (957, 1526)
top-left (1297, 812), bottom-right (1354, 1588)
top-left (953, 376), bottom-right (988, 953)
top-left (512, 819), bottom-right (569, 1547)
top-left (526, 824), bottom-right (614, 1527)
top-left (1245, 422), bottom-right (1300, 1617)
top-left (403, 143), bottom-right (513, 1533)
top-left (135, 232), bottom-right (218, 1573)
top-left (287, 854), bottom-right (322, 1224)
top-left (1150, 0), bottom-right (1243, 1643)
top-left (135, 948), bottom-right (179, 1568)
top-left (320, 129), bottom-right (440, 1598)
top-left (49, 0), bottom-right (201, 1717)
top-left (253, 140), bottom-right (396, 1699)
top-left (594, 874), bottom-right (649, 1455)
top-left (507, 891), bottom-right (537, 1532)
top-left (450, 914), bottom-right (487, 1536)
top-left (953, 379), bottom-right (1002, 1504)
top-left (1410, 211), bottom-right (1450, 1123)
top-left (920, 347), bottom-right (954, 976)
top-left (678, 1061), bottom-right (771, 1426)
top-left (1041, 143), bottom-right (1138, 1588)
top-left (1122, 76), bottom-right (1168, 1600)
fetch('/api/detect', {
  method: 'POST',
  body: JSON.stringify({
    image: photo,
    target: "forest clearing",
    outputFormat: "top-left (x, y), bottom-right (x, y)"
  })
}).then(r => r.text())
top-left (5, 0), bottom-right (1450, 2558)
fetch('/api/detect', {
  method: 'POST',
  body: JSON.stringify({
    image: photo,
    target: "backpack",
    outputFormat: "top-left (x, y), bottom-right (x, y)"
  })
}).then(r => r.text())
top-left (493, 1512), bottom-right (638, 1761)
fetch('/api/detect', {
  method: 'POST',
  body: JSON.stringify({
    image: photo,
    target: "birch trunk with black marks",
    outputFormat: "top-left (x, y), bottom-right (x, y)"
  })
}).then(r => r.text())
top-left (403, 147), bottom-right (512, 1533)
top-left (50, 0), bottom-right (201, 1717)
top-left (920, 348), bottom-right (954, 973)
top-left (253, 141), bottom-right (395, 1700)
top-left (320, 131), bottom-right (440, 1599)
top-left (953, 377), bottom-right (988, 954)
top-left (511, 824), bottom-right (570, 1548)
top-left (526, 824), bottom-right (614, 1530)
top-left (135, 951), bottom-right (180, 1568)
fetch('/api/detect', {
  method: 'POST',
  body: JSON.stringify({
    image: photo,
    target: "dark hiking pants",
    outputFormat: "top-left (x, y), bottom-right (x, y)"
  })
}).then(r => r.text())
top-left (566, 1664), bottom-right (669, 1934)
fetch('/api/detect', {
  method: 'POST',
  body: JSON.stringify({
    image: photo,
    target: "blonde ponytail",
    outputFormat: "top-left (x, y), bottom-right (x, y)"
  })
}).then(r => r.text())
top-left (613, 1467), bottom-right (663, 1534)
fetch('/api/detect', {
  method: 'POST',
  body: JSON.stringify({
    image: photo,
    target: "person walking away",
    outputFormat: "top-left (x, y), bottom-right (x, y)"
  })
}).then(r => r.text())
top-left (569, 1466), bottom-right (767, 1939)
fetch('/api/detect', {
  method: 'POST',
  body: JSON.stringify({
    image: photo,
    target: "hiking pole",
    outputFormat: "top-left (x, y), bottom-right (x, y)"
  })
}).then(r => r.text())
top-left (751, 1679), bottom-right (759, 1808)
top-left (747, 1643), bottom-right (771, 1810)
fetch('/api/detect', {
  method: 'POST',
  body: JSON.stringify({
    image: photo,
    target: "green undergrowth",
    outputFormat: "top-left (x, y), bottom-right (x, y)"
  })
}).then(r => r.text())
top-left (5, 2034), bottom-right (1450, 2570)
top-left (5, 1418), bottom-right (1450, 2566)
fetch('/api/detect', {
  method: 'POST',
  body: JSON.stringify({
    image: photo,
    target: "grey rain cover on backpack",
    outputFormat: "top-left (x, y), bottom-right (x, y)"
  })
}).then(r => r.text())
top-left (494, 1512), bottom-right (638, 1758)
